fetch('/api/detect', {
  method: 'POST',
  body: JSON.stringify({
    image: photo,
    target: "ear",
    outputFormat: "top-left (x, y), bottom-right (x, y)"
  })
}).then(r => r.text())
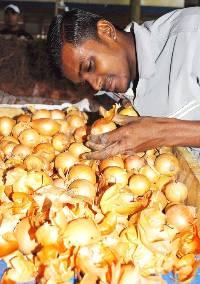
top-left (97, 20), bottom-right (117, 41)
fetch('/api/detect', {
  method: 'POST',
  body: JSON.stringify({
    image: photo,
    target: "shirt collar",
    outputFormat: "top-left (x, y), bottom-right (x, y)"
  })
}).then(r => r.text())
top-left (131, 22), bottom-right (156, 79)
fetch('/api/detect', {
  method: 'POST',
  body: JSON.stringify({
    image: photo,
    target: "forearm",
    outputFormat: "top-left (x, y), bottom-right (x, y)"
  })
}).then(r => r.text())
top-left (160, 118), bottom-right (200, 148)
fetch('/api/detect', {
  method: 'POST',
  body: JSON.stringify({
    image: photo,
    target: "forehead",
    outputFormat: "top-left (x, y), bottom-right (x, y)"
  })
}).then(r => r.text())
top-left (61, 42), bottom-right (81, 83)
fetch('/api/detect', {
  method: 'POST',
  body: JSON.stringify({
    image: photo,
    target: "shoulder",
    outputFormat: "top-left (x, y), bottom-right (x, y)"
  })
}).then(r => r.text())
top-left (144, 7), bottom-right (200, 38)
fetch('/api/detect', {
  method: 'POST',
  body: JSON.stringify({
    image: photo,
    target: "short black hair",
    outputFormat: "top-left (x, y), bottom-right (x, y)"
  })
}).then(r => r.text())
top-left (47, 9), bottom-right (103, 75)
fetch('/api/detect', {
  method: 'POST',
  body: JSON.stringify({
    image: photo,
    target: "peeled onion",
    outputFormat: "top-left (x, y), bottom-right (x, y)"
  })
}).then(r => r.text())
top-left (129, 174), bottom-right (151, 196)
top-left (1, 141), bottom-right (17, 158)
top-left (69, 164), bottom-right (96, 184)
top-left (52, 133), bottom-right (70, 152)
top-left (99, 156), bottom-right (124, 172)
top-left (68, 179), bottom-right (96, 202)
top-left (68, 142), bottom-right (91, 158)
top-left (154, 153), bottom-right (179, 176)
top-left (66, 114), bottom-right (86, 129)
top-left (0, 117), bottom-right (16, 137)
top-left (139, 165), bottom-right (160, 183)
top-left (124, 155), bottom-right (145, 171)
top-left (33, 143), bottom-right (55, 162)
top-left (55, 151), bottom-right (77, 173)
top-left (63, 218), bottom-right (100, 246)
top-left (91, 118), bottom-right (116, 135)
top-left (12, 144), bottom-right (32, 159)
top-left (19, 129), bottom-right (40, 148)
top-left (51, 109), bottom-right (65, 120)
top-left (31, 118), bottom-right (60, 136)
top-left (166, 204), bottom-right (196, 232)
top-left (32, 109), bottom-right (51, 120)
top-left (36, 223), bottom-right (59, 247)
top-left (24, 155), bottom-right (50, 172)
top-left (165, 181), bottom-right (188, 203)
top-left (102, 166), bottom-right (128, 186)
top-left (12, 122), bottom-right (31, 138)
top-left (74, 126), bottom-right (88, 142)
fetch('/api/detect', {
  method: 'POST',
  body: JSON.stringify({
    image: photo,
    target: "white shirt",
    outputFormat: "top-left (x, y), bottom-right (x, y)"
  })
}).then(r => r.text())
top-left (131, 7), bottom-right (200, 119)
top-left (128, 7), bottom-right (200, 157)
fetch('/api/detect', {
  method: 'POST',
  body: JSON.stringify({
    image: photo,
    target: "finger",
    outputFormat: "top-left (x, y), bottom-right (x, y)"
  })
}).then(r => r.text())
top-left (87, 134), bottom-right (107, 144)
top-left (113, 114), bottom-right (139, 126)
top-left (84, 141), bottom-right (120, 160)
top-left (85, 141), bottom-right (105, 151)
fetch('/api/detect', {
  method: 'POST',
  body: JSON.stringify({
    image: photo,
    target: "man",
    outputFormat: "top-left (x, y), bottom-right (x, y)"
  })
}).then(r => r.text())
top-left (47, 8), bottom-right (200, 160)
top-left (0, 4), bottom-right (33, 40)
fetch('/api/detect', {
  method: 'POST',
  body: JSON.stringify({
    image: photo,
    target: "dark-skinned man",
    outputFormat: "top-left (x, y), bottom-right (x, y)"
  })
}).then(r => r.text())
top-left (47, 8), bottom-right (200, 160)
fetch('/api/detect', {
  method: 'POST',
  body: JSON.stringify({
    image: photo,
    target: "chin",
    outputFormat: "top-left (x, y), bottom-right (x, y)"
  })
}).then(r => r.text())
top-left (117, 78), bottom-right (130, 93)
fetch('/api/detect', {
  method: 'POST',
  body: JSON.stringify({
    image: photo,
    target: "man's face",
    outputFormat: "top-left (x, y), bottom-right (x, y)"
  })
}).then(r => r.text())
top-left (4, 10), bottom-right (19, 27)
top-left (61, 31), bottom-right (132, 93)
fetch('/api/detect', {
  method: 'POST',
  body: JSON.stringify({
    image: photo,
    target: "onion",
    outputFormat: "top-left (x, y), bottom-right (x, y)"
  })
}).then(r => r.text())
top-left (154, 153), bottom-right (180, 176)
top-left (68, 142), bottom-right (91, 158)
top-left (36, 223), bottom-right (59, 246)
top-left (102, 166), bottom-right (128, 186)
top-left (56, 119), bottom-right (71, 135)
top-left (119, 106), bottom-right (138, 116)
top-left (33, 143), bottom-right (55, 162)
top-left (16, 114), bottom-right (31, 123)
top-left (159, 146), bottom-right (172, 154)
top-left (129, 174), bottom-right (151, 196)
top-left (139, 165), bottom-right (160, 183)
top-left (63, 218), bottom-right (100, 246)
top-left (166, 204), bottom-right (196, 232)
top-left (52, 133), bottom-right (70, 152)
top-left (32, 109), bottom-right (51, 120)
top-left (31, 118), bottom-right (60, 136)
top-left (91, 118), bottom-right (116, 135)
top-left (68, 179), bottom-right (96, 202)
top-left (165, 181), bottom-right (188, 203)
top-left (19, 129), bottom-right (40, 148)
top-left (14, 217), bottom-right (37, 255)
top-left (67, 108), bottom-right (87, 120)
top-left (155, 175), bottom-right (172, 190)
top-left (24, 155), bottom-right (50, 172)
top-left (53, 178), bottom-right (66, 188)
top-left (12, 144), bottom-right (32, 159)
top-left (12, 122), bottom-right (31, 138)
top-left (1, 136), bottom-right (19, 144)
top-left (124, 155), bottom-right (145, 171)
top-left (99, 156), bottom-right (124, 172)
top-left (55, 151), bottom-right (77, 173)
top-left (51, 109), bottom-right (65, 120)
top-left (74, 126), bottom-right (88, 142)
top-left (1, 141), bottom-right (17, 158)
top-left (0, 117), bottom-right (16, 136)
top-left (66, 114), bottom-right (86, 129)
top-left (69, 164), bottom-right (96, 184)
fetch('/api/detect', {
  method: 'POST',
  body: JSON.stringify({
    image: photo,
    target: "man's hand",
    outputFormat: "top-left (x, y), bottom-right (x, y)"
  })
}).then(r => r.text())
top-left (84, 117), bottom-right (181, 160)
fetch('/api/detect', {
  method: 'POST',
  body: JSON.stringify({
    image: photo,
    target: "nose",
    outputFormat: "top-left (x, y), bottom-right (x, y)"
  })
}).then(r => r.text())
top-left (82, 73), bottom-right (102, 91)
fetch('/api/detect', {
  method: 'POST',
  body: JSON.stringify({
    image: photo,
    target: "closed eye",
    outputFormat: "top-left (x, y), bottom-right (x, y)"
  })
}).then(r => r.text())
top-left (87, 60), bottom-right (95, 73)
